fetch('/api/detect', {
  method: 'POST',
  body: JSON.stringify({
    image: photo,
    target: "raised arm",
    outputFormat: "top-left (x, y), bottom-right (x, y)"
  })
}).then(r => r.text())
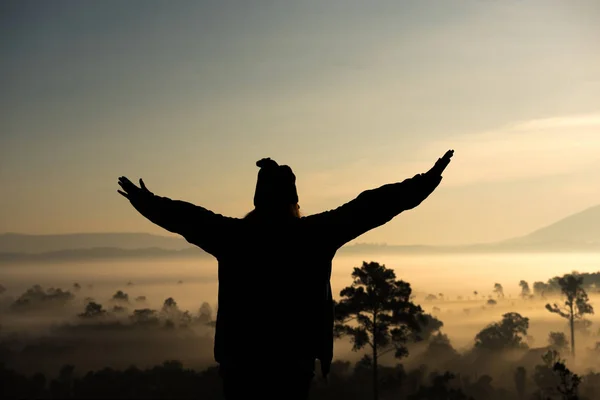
top-left (308, 150), bottom-right (453, 250)
top-left (117, 177), bottom-right (232, 257)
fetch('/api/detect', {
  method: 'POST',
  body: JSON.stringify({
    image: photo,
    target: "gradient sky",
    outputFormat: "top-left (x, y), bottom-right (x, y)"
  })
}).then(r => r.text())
top-left (1, 0), bottom-right (600, 245)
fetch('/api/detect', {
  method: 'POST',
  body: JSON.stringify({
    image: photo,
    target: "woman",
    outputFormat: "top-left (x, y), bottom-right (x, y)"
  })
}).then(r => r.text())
top-left (117, 149), bottom-right (453, 399)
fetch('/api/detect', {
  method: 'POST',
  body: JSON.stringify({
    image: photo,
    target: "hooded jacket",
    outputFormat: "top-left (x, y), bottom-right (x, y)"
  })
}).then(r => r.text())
top-left (127, 163), bottom-right (443, 378)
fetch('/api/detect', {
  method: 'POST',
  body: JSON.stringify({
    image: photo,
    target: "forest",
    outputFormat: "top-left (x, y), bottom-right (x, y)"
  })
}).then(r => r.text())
top-left (1, 263), bottom-right (600, 399)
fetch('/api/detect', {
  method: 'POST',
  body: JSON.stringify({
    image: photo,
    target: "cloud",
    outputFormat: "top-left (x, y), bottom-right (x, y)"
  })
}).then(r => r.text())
top-left (299, 113), bottom-right (600, 205)
top-left (511, 114), bottom-right (600, 131)
top-left (418, 113), bottom-right (600, 187)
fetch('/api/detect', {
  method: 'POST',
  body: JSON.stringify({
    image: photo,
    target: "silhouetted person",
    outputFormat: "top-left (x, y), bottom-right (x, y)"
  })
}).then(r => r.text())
top-left (117, 149), bottom-right (454, 399)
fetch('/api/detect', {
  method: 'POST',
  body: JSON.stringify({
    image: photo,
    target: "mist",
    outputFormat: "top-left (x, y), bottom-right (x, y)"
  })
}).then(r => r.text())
top-left (2, 253), bottom-right (600, 387)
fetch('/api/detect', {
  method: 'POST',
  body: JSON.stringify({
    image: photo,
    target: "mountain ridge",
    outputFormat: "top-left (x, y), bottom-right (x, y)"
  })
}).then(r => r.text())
top-left (2, 203), bottom-right (600, 262)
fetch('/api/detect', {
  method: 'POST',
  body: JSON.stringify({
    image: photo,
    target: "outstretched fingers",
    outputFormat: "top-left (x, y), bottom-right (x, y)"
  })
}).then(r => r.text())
top-left (428, 149), bottom-right (454, 176)
top-left (139, 178), bottom-right (149, 193)
top-left (117, 176), bottom-right (152, 200)
top-left (117, 176), bottom-right (140, 198)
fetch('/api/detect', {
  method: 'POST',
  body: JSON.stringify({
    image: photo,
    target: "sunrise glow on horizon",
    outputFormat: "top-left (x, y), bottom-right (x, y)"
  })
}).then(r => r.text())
top-left (2, 0), bottom-right (600, 246)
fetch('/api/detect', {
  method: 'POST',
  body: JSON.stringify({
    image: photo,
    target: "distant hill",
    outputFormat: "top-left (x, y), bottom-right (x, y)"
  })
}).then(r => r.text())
top-left (336, 204), bottom-right (600, 253)
top-left (2, 204), bottom-right (600, 262)
top-left (0, 246), bottom-right (209, 263)
top-left (500, 204), bottom-right (600, 247)
top-left (0, 232), bottom-right (192, 253)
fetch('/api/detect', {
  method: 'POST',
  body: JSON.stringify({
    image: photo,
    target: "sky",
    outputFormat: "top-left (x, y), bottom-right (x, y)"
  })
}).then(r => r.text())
top-left (1, 0), bottom-right (600, 246)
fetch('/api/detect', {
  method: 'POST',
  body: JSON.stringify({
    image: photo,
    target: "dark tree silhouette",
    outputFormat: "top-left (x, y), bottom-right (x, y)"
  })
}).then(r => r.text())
top-left (493, 283), bottom-right (504, 299)
top-left (474, 312), bottom-right (529, 351)
top-left (514, 366), bottom-right (526, 400)
top-left (423, 332), bottom-right (459, 362)
top-left (534, 350), bottom-right (581, 400)
top-left (548, 331), bottom-right (569, 353)
top-left (135, 296), bottom-right (147, 303)
top-left (334, 261), bottom-right (423, 400)
top-left (11, 285), bottom-right (74, 311)
top-left (407, 371), bottom-right (471, 400)
top-left (197, 302), bottom-right (213, 324)
top-left (130, 308), bottom-right (160, 326)
top-left (111, 290), bottom-right (129, 303)
top-left (411, 313), bottom-right (443, 341)
top-left (78, 302), bottom-right (106, 319)
top-left (554, 361), bottom-right (582, 400)
top-left (519, 280), bottom-right (530, 299)
top-left (533, 281), bottom-right (548, 298)
top-left (161, 297), bottom-right (182, 326)
top-left (486, 299), bottom-right (497, 306)
top-left (545, 274), bottom-right (594, 358)
top-left (112, 305), bottom-right (128, 314)
top-left (162, 297), bottom-right (178, 311)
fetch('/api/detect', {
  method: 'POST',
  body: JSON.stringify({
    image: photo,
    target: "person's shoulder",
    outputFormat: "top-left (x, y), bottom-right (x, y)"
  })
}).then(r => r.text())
top-left (298, 213), bottom-right (333, 233)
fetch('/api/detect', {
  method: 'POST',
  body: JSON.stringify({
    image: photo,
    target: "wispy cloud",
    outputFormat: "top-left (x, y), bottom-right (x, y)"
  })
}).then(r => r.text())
top-left (429, 113), bottom-right (600, 187)
top-left (511, 114), bottom-right (600, 131)
top-left (301, 113), bottom-right (600, 205)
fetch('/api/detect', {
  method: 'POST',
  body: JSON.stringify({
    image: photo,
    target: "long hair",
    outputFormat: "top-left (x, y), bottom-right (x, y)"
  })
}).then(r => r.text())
top-left (244, 203), bottom-right (302, 220)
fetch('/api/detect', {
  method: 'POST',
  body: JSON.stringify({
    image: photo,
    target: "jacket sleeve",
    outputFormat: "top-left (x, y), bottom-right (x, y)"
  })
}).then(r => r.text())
top-left (128, 193), bottom-right (233, 257)
top-left (308, 173), bottom-right (443, 250)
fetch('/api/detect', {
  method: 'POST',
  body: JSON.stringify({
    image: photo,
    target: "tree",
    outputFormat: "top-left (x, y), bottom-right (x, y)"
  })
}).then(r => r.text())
top-left (554, 362), bottom-right (581, 400)
top-left (514, 366), bottom-right (526, 400)
top-left (197, 302), bottom-right (213, 324)
top-left (423, 332), bottom-right (459, 362)
top-left (11, 285), bottom-right (74, 311)
top-left (411, 313), bottom-right (443, 341)
top-left (161, 297), bottom-right (181, 324)
top-left (130, 308), bottom-right (159, 326)
top-left (78, 302), bottom-right (106, 319)
top-left (111, 290), bottom-right (129, 303)
top-left (493, 283), bottom-right (504, 299)
top-left (545, 274), bottom-right (594, 358)
top-left (474, 312), bottom-right (529, 351)
top-left (486, 299), bottom-right (497, 306)
top-left (335, 261), bottom-right (423, 400)
top-left (162, 297), bottom-right (178, 312)
top-left (407, 371), bottom-right (470, 400)
top-left (112, 305), bottom-right (128, 314)
top-left (519, 280), bottom-right (531, 299)
top-left (548, 331), bottom-right (569, 353)
top-left (533, 350), bottom-right (581, 400)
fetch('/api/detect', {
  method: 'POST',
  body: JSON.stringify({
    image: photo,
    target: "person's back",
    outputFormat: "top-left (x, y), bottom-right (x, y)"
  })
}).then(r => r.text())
top-left (117, 150), bottom-right (453, 399)
top-left (215, 213), bottom-right (332, 398)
